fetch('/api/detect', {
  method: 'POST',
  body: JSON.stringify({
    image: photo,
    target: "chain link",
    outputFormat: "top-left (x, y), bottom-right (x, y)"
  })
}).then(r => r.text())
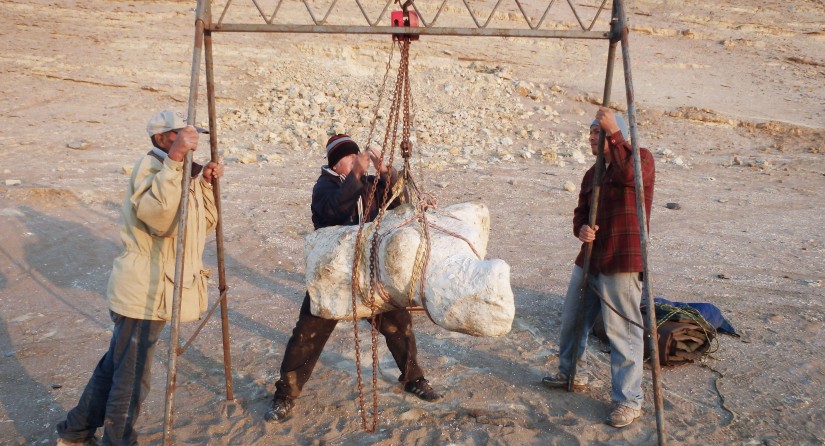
top-left (350, 35), bottom-right (414, 433)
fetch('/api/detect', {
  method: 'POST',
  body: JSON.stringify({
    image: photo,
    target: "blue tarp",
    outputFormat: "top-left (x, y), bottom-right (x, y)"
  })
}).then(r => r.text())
top-left (653, 297), bottom-right (739, 336)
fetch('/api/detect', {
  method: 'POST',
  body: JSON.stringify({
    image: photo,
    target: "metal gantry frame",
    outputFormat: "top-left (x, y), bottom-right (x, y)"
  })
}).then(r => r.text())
top-left (164, 0), bottom-right (666, 444)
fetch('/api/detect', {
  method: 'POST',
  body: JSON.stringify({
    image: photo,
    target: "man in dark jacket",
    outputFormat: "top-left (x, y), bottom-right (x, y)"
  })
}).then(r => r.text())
top-left (542, 108), bottom-right (655, 428)
top-left (265, 134), bottom-right (440, 422)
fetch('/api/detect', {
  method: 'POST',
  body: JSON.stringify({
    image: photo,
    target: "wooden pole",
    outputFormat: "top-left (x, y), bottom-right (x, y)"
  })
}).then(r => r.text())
top-left (162, 1), bottom-right (206, 444)
top-left (204, 0), bottom-right (235, 400)
top-left (616, 0), bottom-right (667, 443)
top-left (566, 0), bottom-right (619, 391)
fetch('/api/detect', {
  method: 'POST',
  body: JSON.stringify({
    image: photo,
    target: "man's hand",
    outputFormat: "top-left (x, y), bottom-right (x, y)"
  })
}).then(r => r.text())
top-left (367, 145), bottom-right (388, 175)
top-left (578, 224), bottom-right (599, 243)
top-left (351, 150), bottom-right (371, 179)
top-left (167, 126), bottom-right (199, 162)
top-left (202, 160), bottom-right (224, 183)
top-left (595, 107), bottom-right (620, 136)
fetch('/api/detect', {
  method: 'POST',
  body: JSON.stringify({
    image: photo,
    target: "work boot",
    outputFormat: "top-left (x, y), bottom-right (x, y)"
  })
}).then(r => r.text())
top-left (541, 371), bottom-right (588, 391)
top-left (264, 397), bottom-right (294, 422)
top-left (606, 403), bottom-right (642, 428)
top-left (56, 437), bottom-right (100, 446)
top-left (404, 378), bottom-right (441, 401)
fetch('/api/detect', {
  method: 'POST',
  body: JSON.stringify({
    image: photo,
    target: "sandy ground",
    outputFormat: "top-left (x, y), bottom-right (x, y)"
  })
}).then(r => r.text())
top-left (1, 0), bottom-right (824, 445)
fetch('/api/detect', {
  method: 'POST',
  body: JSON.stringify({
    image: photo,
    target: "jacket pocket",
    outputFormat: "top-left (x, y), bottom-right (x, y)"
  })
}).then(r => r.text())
top-left (159, 268), bottom-right (198, 321)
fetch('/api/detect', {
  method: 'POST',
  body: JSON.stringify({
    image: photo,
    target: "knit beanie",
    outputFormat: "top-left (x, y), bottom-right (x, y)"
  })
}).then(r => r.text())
top-left (326, 134), bottom-right (360, 168)
top-left (591, 113), bottom-right (629, 139)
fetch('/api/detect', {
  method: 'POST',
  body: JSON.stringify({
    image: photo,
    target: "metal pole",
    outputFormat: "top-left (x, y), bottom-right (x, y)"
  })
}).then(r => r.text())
top-left (163, 1), bottom-right (206, 444)
top-left (566, 0), bottom-right (620, 392)
top-left (615, 1), bottom-right (666, 443)
top-left (204, 3), bottom-right (235, 401)
top-left (207, 24), bottom-right (609, 39)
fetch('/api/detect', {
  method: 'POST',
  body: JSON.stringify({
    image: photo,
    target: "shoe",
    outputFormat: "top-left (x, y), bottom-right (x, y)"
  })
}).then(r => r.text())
top-left (264, 397), bottom-right (294, 422)
top-left (606, 403), bottom-right (642, 428)
top-left (56, 437), bottom-right (99, 446)
top-left (541, 371), bottom-right (588, 391)
top-left (404, 378), bottom-right (441, 401)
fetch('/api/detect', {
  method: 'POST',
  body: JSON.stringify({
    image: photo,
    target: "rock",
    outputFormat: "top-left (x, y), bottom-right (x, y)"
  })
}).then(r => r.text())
top-left (67, 140), bottom-right (92, 150)
top-left (305, 202), bottom-right (514, 337)
top-left (399, 408), bottom-right (427, 421)
top-left (312, 93), bottom-right (327, 105)
top-left (570, 150), bottom-right (587, 164)
top-left (5, 179), bottom-right (22, 186)
top-left (261, 153), bottom-right (283, 163)
top-left (563, 181), bottom-right (576, 192)
top-left (238, 152), bottom-right (258, 164)
top-left (666, 202), bottom-right (681, 210)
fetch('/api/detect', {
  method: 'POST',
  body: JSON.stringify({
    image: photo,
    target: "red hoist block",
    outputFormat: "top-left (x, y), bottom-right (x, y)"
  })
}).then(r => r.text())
top-left (391, 10), bottom-right (419, 41)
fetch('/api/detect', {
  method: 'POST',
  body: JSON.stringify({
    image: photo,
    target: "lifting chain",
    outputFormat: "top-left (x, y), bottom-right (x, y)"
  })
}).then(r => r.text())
top-left (349, 35), bottom-right (397, 435)
top-left (350, 33), bottom-right (414, 433)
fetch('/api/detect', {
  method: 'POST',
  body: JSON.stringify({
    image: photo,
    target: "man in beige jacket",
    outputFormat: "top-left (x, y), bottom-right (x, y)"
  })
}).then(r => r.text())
top-left (56, 111), bottom-right (223, 446)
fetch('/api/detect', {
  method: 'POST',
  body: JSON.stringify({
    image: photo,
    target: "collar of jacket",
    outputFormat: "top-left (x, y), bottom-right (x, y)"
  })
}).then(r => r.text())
top-left (321, 166), bottom-right (346, 182)
top-left (147, 146), bottom-right (203, 177)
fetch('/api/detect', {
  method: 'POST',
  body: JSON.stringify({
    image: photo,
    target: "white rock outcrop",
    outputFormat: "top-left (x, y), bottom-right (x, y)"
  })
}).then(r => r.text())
top-left (304, 202), bottom-right (514, 337)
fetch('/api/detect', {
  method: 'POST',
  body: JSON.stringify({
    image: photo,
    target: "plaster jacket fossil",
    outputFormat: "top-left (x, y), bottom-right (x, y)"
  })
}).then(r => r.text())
top-left (304, 202), bottom-right (515, 337)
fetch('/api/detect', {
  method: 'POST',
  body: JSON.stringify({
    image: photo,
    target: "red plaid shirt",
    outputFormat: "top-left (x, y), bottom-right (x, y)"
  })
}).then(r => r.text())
top-left (574, 131), bottom-right (655, 275)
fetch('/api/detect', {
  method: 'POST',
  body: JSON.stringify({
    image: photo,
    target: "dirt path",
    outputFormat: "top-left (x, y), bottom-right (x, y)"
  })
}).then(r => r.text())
top-left (1, 0), bottom-right (824, 444)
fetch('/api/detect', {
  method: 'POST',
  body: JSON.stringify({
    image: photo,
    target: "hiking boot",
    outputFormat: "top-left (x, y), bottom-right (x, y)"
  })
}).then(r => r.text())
top-left (404, 378), bottom-right (441, 402)
top-left (606, 403), bottom-right (642, 428)
top-left (541, 371), bottom-right (588, 391)
top-left (264, 397), bottom-right (294, 422)
top-left (56, 437), bottom-right (100, 446)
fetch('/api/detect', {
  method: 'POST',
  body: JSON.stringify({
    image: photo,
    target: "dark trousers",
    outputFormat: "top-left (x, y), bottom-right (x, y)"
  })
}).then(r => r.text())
top-left (57, 312), bottom-right (166, 446)
top-left (275, 292), bottom-right (424, 400)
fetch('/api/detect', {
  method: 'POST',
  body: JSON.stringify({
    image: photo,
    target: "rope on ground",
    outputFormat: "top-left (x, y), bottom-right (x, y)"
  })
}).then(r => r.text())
top-left (699, 360), bottom-right (739, 428)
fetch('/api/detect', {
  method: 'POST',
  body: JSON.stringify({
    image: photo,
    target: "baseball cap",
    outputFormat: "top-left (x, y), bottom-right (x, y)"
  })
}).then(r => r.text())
top-left (591, 113), bottom-right (628, 139)
top-left (146, 110), bottom-right (209, 137)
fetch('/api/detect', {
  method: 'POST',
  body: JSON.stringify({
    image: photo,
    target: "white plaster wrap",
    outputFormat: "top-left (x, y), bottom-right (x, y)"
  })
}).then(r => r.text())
top-left (304, 202), bottom-right (514, 337)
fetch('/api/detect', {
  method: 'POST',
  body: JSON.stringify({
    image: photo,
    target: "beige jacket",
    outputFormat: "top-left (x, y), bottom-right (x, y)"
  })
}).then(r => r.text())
top-left (106, 151), bottom-right (218, 322)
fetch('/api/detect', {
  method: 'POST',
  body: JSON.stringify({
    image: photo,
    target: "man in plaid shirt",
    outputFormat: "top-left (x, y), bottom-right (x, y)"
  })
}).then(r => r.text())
top-left (543, 107), bottom-right (655, 428)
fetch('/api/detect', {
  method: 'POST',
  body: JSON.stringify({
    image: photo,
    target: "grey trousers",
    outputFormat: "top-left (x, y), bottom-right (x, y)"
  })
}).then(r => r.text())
top-left (556, 266), bottom-right (645, 409)
top-left (57, 312), bottom-right (166, 446)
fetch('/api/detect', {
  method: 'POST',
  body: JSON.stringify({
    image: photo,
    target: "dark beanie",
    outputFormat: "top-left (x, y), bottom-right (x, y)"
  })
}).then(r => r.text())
top-left (326, 134), bottom-right (360, 168)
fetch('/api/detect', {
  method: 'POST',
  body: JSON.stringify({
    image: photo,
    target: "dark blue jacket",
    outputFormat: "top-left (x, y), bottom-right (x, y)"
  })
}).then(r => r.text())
top-left (310, 167), bottom-right (397, 230)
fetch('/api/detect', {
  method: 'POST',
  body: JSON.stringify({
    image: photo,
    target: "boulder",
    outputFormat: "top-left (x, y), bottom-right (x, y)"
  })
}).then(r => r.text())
top-left (304, 202), bottom-right (514, 337)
